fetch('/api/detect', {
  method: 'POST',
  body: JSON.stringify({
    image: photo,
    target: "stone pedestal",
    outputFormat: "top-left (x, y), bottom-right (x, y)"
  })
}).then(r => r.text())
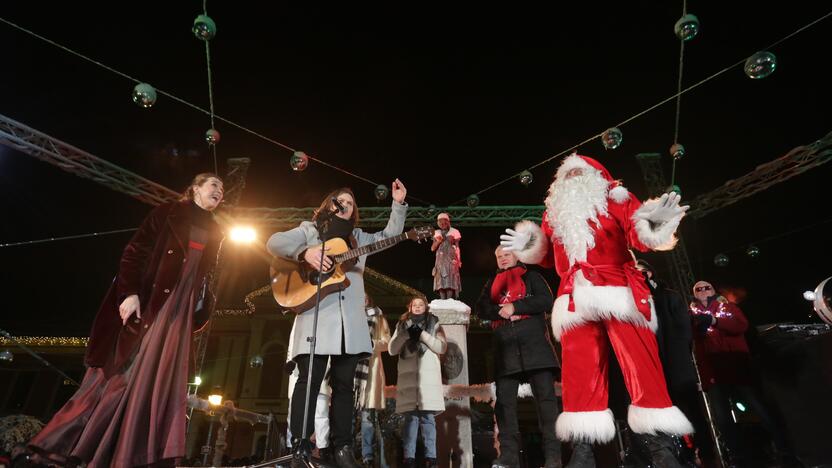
top-left (430, 299), bottom-right (473, 468)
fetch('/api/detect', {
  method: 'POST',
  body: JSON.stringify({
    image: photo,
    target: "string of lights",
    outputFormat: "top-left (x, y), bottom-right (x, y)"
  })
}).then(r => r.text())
top-left (447, 10), bottom-right (832, 207)
top-left (0, 15), bottom-right (432, 205)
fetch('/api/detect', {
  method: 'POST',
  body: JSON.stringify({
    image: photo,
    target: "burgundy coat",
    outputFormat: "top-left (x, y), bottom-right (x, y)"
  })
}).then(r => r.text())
top-left (84, 201), bottom-right (223, 375)
top-left (689, 296), bottom-right (752, 388)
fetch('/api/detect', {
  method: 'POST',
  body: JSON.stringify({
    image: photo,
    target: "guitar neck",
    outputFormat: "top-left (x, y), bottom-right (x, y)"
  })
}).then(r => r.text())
top-left (334, 232), bottom-right (408, 262)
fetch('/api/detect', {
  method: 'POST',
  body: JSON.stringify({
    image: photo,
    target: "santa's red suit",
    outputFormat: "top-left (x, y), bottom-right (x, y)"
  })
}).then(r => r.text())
top-left (506, 154), bottom-right (693, 444)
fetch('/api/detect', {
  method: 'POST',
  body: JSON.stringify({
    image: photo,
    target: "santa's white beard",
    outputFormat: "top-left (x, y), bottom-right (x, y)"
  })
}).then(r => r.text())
top-left (546, 173), bottom-right (609, 265)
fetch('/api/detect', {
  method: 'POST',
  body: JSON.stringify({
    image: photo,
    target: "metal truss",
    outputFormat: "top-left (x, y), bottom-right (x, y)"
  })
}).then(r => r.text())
top-left (635, 153), bottom-right (698, 297)
top-left (222, 157), bottom-right (251, 207)
top-left (231, 205), bottom-right (546, 229)
top-left (688, 131), bottom-right (832, 219)
top-left (0, 113), bottom-right (180, 205)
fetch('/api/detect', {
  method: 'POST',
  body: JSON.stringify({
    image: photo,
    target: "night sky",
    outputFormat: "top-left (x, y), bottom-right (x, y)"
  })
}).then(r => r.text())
top-left (1, 3), bottom-right (830, 336)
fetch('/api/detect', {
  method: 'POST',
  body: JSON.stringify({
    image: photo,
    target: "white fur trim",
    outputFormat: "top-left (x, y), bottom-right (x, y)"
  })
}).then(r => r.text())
top-left (632, 198), bottom-right (682, 251)
top-left (550, 272), bottom-right (658, 340)
top-left (556, 409), bottom-right (616, 443)
top-left (628, 405), bottom-right (694, 436)
top-left (608, 185), bottom-right (630, 203)
top-left (554, 153), bottom-right (595, 181)
top-left (512, 220), bottom-right (548, 265)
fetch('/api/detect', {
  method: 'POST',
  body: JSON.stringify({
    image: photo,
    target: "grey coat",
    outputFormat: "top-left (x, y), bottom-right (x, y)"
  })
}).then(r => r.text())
top-left (267, 201), bottom-right (407, 358)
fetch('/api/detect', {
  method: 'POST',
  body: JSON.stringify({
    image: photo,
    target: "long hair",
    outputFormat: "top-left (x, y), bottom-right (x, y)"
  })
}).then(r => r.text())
top-left (399, 296), bottom-right (429, 323)
top-left (313, 187), bottom-right (360, 225)
top-left (179, 172), bottom-right (223, 201)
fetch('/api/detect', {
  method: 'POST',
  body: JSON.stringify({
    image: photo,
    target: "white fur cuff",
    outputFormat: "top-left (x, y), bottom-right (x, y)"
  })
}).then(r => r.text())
top-left (628, 405), bottom-right (694, 436)
top-left (556, 409), bottom-right (616, 443)
top-left (512, 220), bottom-right (548, 265)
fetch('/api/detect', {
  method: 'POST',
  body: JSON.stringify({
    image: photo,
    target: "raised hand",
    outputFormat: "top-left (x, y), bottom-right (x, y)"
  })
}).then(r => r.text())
top-left (500, 228), bottom-right (530, 252)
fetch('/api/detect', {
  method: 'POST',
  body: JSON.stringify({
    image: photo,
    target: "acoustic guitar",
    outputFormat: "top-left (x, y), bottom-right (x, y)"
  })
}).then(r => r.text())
top-left (270, 226), bottom-right (433, 312)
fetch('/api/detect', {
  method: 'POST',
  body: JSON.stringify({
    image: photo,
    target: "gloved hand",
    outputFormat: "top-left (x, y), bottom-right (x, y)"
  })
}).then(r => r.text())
top-left (635, 192), bottom-right (689, 224)
top-left (284, 360), bottom-right (297, 375)
top-left (694, 314), bottom-right (715, 336)
top-left (500, 228), bottom-right (530, 252)
top-left (407, 324), bottom-right (423, 342)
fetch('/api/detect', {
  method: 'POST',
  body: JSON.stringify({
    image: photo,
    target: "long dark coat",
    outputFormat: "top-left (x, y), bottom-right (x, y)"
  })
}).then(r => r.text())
top-left (84, 200), bottom-right (223, 375)
top-left (475, 266), bottom-right (560, 378)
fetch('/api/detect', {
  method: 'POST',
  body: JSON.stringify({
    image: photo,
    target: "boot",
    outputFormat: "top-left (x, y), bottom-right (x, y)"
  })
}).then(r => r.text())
top-left (643, 433), bottom-right (684, 468)
top-left (492, 433), bottom-right (521, 468)
top-left (334, 445), bottom-right (362, 468)
top-left (565, 442), bottom-right (595, 468)
top-left (425, 457), bottom-right (438, 468)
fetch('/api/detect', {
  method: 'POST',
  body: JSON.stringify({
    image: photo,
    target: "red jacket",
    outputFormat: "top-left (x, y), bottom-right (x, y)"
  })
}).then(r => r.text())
top-left (85, 201), bottom-right (223, 375)
top-left (689, 296), bottom-right (752, 387)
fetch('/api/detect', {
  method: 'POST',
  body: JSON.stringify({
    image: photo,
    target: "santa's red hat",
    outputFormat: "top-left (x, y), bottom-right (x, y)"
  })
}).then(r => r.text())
top-left (554, 153), bottom-right (630, 203)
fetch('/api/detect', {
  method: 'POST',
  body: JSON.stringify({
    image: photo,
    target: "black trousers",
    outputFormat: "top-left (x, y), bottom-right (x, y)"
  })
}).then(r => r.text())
top-left (291, 353), bottom-right (362, 448)
top-left (495, 368), bottom-right (561, 461)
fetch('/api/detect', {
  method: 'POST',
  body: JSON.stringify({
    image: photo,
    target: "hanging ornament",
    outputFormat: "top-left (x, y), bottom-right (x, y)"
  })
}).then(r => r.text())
top-left (0, 349), bottom-right (12, 363)
top-left (374, 184), bottom-right (389, 201)
top-left (132, 83), bottom-right (157, 108)
top-left (665, 184), bottom-right (682, 196)
top-left (746, 245), bottom-right (760, 258)
top-left (518, 170), bottom-right (533, 187)
top-left (426, 205), bottom-right (437, 217)
top-left (192, 14), bottom-right (217, 41)
top-left (249, 355), bottom-right (263, 369)
top-left (466, 194), bottom-right (480, 208)
top-left (290, 151), bottom-right (309, 171)
top-left (205, 128), bottom-right (220, 145)
top-left (744, 51), bottom-right (777, 79)
top-left (601, 127), bottom-right (623, 150)
top-left (714, 253), bottom-right (730, 267)
top-left (670, 143), bottom-right (685, 160)
top-left (674, 14), bottom-right (700, 41)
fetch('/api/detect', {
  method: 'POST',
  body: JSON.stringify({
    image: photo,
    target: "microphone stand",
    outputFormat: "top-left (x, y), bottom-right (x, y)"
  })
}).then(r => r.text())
top-left (250, 209), bottom-right (339, 468)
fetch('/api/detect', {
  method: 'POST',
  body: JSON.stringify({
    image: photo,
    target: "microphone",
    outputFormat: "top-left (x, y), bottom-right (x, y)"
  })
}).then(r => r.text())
top-left (331, 197), bottom-right (346, 213)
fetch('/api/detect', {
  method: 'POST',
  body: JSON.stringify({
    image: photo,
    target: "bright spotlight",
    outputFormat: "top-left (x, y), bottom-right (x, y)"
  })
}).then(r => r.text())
top-left (803, 291), bottom-right (816, 301)
top-left (193, 376), bottom-right (202, 386)
top-left (230, 226), bottom-right (256, 243)
top-left (735, 402), bottom-right (747, 412)
top-left (208, 393), bottom-right (223, 406)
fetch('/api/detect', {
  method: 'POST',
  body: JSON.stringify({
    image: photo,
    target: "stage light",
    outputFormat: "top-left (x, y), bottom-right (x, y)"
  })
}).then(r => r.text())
top-left (194, 376), bottom-right (202, 386)
top-left (810, 276), bottom-right (832, 325)
top-left (804, 291), bottom-right (816, 301)
top-left (0, 349), bottom-right (12, 363)
top-left (208, 393), bottom-right (223, 406)
top-left (735, 402), bottom-right (747, 412)
top-left (230, 226), bottom-right (256, 243)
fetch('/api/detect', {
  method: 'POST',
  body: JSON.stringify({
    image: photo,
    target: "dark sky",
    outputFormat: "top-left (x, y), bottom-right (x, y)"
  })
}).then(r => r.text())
top-left (1, 2), bottom-right (830, 335)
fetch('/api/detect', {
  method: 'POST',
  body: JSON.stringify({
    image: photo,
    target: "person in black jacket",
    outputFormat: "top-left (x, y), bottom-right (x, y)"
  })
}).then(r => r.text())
top-left (476, 246), bottom-right (562, 468)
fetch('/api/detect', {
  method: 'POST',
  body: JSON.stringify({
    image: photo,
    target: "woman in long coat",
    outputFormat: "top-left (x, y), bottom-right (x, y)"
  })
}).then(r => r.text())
top-left (266, 180), bottom-right (407, 467)
top-left (28, 173), bottom-right (225, 468)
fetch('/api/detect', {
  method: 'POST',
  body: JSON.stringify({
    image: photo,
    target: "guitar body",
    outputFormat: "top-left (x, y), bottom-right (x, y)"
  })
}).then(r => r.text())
top-left (270, 237), bottom-right (353, 313)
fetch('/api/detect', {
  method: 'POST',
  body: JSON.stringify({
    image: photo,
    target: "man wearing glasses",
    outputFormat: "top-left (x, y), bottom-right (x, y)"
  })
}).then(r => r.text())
top-left (689, 280), bottom-right (792, 466)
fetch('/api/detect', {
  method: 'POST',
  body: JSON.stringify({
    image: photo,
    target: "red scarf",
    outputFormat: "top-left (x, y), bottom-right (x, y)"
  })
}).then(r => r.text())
top-left (490, 265), bottom-right (527, 305)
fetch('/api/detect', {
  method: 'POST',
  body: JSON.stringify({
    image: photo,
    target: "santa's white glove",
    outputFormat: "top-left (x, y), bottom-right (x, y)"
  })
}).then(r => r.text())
top-left (635, 192), bottom-right (689, 224)
top-left (500, 228), bottom-right (530, 252)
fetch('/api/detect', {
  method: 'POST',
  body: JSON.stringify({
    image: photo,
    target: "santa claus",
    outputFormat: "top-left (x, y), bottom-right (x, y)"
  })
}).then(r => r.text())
top-left (501, 154), bottom-right (693, 467)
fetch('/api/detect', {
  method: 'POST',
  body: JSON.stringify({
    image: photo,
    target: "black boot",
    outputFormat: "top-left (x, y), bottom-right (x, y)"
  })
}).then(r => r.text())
top-left (492, 433), bottom-right (521, 467)
top-left (334, 445), bottom-right (362, 468)
top-left (425, 457), bottom-right (438, 468)
top-left (643, 434), bottom-right (684, 468)
top-left (565, 442), bottom-right (595, 468)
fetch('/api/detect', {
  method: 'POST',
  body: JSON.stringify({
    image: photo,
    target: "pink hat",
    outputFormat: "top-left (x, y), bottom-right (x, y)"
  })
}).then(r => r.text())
top-left (437, 212), bottom-right (450, 221)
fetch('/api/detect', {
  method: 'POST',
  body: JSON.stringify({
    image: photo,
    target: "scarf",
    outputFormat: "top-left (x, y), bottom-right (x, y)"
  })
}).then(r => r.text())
top-left (490, 265), bottom-right (527, 305)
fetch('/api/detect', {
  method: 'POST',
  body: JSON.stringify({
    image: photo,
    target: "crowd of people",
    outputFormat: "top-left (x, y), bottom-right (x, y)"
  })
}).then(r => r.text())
top-left (14, 155), bottom-right (800, 468)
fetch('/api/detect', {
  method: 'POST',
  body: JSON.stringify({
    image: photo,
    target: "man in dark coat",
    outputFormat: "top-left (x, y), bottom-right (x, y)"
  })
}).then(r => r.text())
top-left (476, 246), bottom-right (561, 468)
